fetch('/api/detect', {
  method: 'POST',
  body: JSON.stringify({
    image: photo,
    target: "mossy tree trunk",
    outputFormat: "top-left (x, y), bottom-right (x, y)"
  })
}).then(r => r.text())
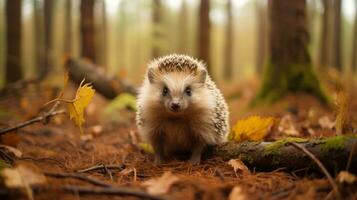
top-left (256, 0), bottom-right (327, 103)
top-left (210, 136), bottom-right (357, 174)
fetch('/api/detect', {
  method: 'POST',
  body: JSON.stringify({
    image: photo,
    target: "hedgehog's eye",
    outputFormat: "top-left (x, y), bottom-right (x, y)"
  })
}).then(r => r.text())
top-left (162, 86), bottom-right (169, 96)
top-left (185, 87), bottom-right (192, 96)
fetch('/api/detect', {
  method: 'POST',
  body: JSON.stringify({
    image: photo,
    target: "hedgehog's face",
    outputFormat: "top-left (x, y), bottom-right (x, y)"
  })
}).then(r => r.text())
top-left (147, 68), bottom-right (207, 114)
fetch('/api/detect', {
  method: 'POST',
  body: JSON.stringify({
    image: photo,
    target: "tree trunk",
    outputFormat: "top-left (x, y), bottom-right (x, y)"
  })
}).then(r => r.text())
top-left (256, 1), bottom-right (268, 75)
top-left (34, 0), bottom-right (46, 79)
top-left (179, 1), bottom-right (189, 54)
top-left (198, 0), bottom-right (211, 73)
top-left (256, 0), bottom-right (326, 103)
top-left (5, 0), bottom-right (23, 83)
top-left (332, 0), bottom-right (342, 71)
top-left (351, 1), bottom-right (357, 72)
top-left (211, 136), bottom-right (357, 174)
top-left (318, 0), bottom-right (332, 69)
top-left (64, 0), bottom-right (72, 56)
top-left (44, 0), bottom-right (53, 78)
top-left (152, 0), bottom-right (161, 58)
top-left (95, 0), bottom-right (107, 67)
top-left (224, 0), bottom-right (233, 80)
top-left (80, 0), bottom-right (96, 62)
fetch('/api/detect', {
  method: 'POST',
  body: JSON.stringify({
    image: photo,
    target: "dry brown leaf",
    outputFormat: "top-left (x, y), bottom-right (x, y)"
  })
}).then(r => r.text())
top-left (142, 171), bottom-right (179, 195)
top-left (278, 115), bottom-right (299, 136)
top-left (228, 159), bottom-right (250, 175)
top-left (0, 144), bottom-right (22, 158)
top-left (318, 116), bottom-right (335, 129)
top-left (337, 171), bottom-right (357, 184)
top-left (1, 165), bottom-right (46, 188)
top-left (228, 186), bottom-right (246, 200)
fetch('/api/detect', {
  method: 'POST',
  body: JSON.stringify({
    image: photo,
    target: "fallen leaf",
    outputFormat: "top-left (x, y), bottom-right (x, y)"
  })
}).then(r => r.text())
top-left (0, 145), bottom-right (22, 158)
top-left (228, 159), bottom-right (250, 175)
top-left (337, 171), bottom-right (357, 184)
top-left (90, 125), bottom-right (103, 135)
top-left (1, 164), bottom-right (46, 188)
top-left (66, 79), bottom-right (95, 133)
top-left (228, 186), bottom-right (246, 200)
top-left (138, 143), bottom-right (155, 154)
top-left (229, 116), bottom-right (276, 142)
top-left (80, 134), bottom-right (93, 141)
top-left (318, 116), bottom-right (335, 129)
top-left (142, 171), bottom-right (179, 195)
top-left (278, 115), bottom-right (299, 136)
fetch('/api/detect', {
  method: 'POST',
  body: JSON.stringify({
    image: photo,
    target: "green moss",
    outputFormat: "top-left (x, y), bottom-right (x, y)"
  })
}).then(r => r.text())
top-left (320, 135), bottom-right (348, 153)
top-left (252, 60), bottom-right (330, 106)
top-left (240, 154), bottom-right (254, 164)
top-left (264, 137), bottom-right (308, 157)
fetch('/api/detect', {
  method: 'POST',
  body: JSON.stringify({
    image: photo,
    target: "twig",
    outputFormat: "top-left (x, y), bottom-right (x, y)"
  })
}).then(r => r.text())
top-left (103, 164), bottom-right (113, 181)
top-left (346, 140), bottom-right (357, 171)
top-left (32, 185), bottom-right (165, 200)
top-left (290, 142), bottom-right (341, 200)
top-left (44, 172), bottom-right (112, 187)
top-left (77, 163), bottom-right (125, 173)
top-left (0, 109), bottom-right (65, 135)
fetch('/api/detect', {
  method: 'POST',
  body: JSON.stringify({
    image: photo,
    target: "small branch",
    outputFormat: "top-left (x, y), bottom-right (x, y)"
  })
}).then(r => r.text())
top-left (290, 142), bottom-right (341, 200)
top-left (44, 172), bottom-right (112, 187)
top-left (32, 185), bottom-right (165, 200)
top-left (0, 109), bottom-right (65, 135)
top-left (77, 163), bottom-right (125, 173)
top-left (346, 140), bottom-right (357, 171)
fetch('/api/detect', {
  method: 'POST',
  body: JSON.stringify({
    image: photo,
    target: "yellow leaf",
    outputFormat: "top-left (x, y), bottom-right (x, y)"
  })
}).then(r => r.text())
top-left (229, 116), bottom-right (275, 142)
top-left (66, 79), bottom-right (95, 133)
top-left (138, 143), bottom-right (155, 154)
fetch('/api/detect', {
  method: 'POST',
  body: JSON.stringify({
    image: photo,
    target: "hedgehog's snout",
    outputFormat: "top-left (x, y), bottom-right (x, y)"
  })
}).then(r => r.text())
top-left (170, 102), bottom-right (181, 112)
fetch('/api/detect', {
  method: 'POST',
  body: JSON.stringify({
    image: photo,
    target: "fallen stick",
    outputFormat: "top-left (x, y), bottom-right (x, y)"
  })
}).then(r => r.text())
top-left (32, 185), bottom-right (165, 200)
top-left (76, 163), bottom-right (125, 173)
top-left (211, 136), bottom-right (357, 174)
top-left (0, 109), bottom-right (65, 135)
top-left (44, 172), bottom-right (112, 187)
top-left (290, 142), bottom-right (341, 199)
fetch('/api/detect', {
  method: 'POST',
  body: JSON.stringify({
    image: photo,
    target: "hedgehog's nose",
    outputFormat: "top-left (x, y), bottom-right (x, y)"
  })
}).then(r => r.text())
top-left (170, 102), bottom-right (181, 111)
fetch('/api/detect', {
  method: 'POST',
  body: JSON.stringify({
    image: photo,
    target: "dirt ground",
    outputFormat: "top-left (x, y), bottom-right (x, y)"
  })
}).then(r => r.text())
top-left (0, 79), bottom-right (356, 200)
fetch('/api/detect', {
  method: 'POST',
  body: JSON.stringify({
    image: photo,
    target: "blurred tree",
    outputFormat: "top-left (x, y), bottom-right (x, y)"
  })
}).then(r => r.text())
top-left (224, 0), bottom-right (233, 80)
top-left (352, 1), bottom-right (357, 72)
top-left (319, 0), bottom-right (333, 69)
top-left (152, 0), bottom-right (161, 58)
top-left (44, 0), bottom-right (53, 77)
top-left (198, 0), bottom-right (211, 73)
top-left (34, 0), bottom-right (46, 79)
top-left (256, 0), bottom-right (326, 103)
top-left (5, 0), bottom-right (23, 83)
top-left (179, 0), bottom-right (189, 54)
top-left (64, 0), bottom-right (72, 56)
top-left (256, 0), bottom-right (268, 74)
top-left (332, 0), bottom-right (342, 71)
top-left (80, 0), bottom-right (96, 62)
top-left (95, 0), bottom-right (107, 67)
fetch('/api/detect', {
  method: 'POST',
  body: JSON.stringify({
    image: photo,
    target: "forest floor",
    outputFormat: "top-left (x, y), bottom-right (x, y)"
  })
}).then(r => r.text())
top-left (0, 78), bottom-right (356, 200)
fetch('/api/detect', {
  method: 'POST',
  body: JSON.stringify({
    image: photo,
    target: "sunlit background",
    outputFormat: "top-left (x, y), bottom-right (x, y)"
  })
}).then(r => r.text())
top-left (0, 0), bottom-right (356, 87)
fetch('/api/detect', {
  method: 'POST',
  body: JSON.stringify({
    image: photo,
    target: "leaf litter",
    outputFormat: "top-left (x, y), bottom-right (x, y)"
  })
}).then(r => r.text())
top-left (0, 82), bottom-right (357, 200)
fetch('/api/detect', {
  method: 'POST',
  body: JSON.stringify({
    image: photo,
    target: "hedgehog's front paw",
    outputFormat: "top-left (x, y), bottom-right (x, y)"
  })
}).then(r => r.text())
top-left (189, 154), bottom-right (201, 165)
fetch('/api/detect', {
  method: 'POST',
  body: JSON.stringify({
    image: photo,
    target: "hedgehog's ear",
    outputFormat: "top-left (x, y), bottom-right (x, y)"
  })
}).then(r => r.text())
top-left (198, 69), bottom-right (207, 83)
top-left (148, 68), bottom-right (155, 84)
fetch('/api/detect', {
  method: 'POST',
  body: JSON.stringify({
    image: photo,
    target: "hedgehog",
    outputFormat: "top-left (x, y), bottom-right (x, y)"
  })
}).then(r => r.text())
top-left (136, 54), bottom-right (229, 165)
